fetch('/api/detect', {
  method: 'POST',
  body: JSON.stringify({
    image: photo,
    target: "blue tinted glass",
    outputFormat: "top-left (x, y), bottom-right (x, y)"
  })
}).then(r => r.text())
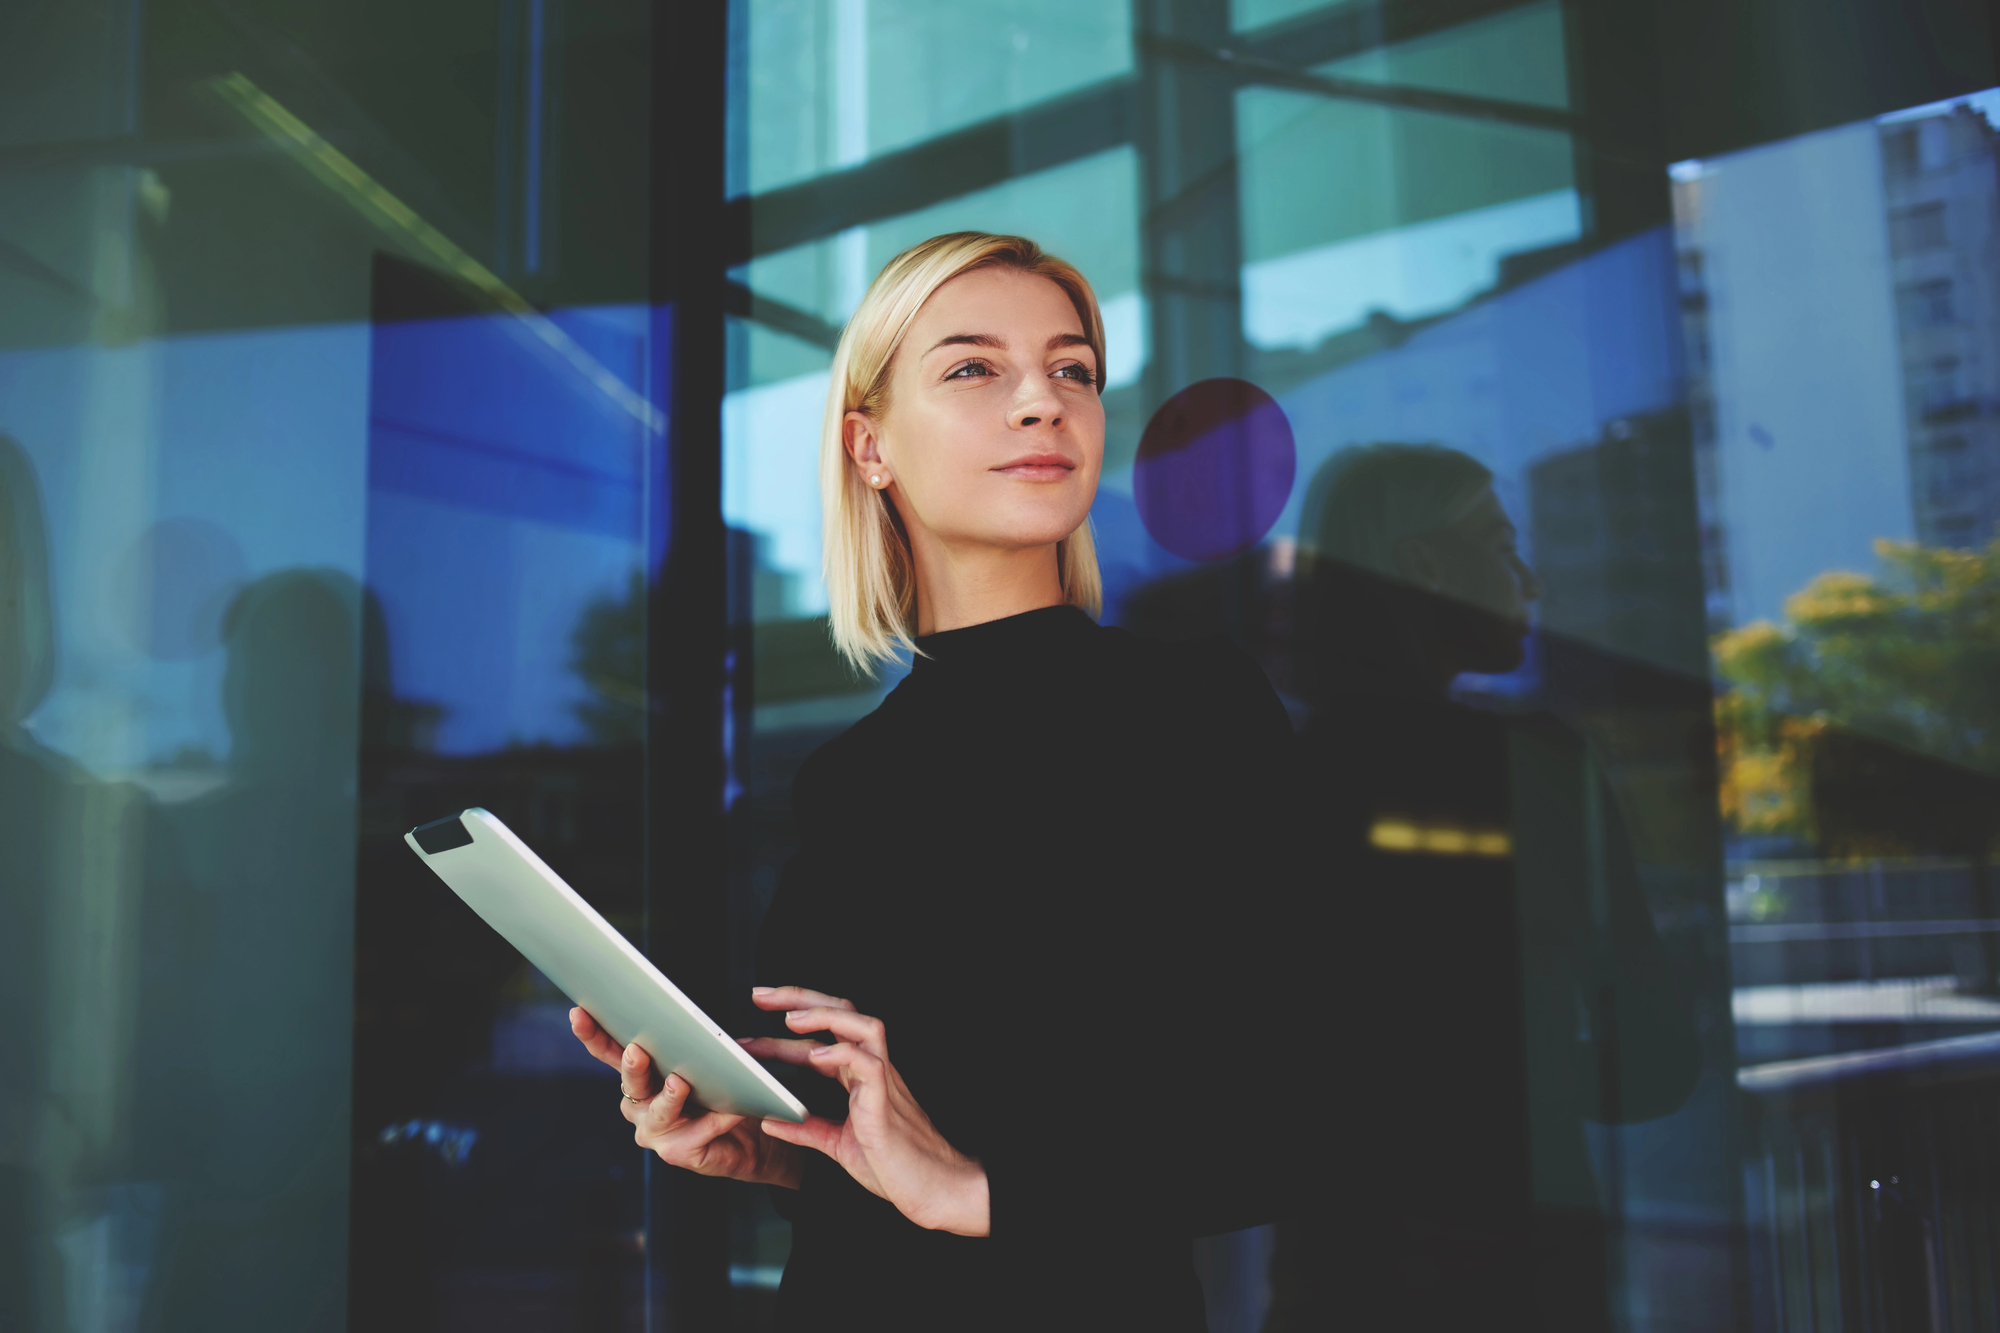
top-left (0, 4), bottom-right (658, 1324)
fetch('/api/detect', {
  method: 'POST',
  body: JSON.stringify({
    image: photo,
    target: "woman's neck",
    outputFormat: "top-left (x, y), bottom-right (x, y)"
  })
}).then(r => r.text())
top-left (908, 533), bottom-right (1065, 637)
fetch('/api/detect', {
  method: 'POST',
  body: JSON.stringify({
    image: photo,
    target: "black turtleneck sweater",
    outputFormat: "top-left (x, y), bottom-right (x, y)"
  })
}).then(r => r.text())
top-left (755, 605), bottom-right (1300, 1331)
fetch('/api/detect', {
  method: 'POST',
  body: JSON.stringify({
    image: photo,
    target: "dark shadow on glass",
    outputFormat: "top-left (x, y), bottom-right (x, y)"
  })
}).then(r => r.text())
top-left (145, 569), bottom-right (361, 1327)
top-left (1269, 443), bottom-right (1702, 1333)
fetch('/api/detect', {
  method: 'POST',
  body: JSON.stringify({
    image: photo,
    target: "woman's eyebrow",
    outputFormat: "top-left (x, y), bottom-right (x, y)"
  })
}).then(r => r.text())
top-left (925, 332), bottom-right (1005, 355)
top-left (922, 331), bottom-right (1092, 356)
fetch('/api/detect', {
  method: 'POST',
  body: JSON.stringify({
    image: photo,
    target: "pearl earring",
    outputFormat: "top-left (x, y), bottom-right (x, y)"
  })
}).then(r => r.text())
top-left (870, 474), bottom-right (882, 485)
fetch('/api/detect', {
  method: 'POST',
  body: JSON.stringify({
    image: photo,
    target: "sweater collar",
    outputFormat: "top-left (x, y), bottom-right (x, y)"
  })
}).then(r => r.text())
top-left (910, 604), bottom-right (1096, 675)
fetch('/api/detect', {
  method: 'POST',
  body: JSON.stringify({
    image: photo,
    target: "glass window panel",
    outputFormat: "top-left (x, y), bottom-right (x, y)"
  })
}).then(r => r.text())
top-left (1236, 88), bottom-right (1579, 349)
top-left (739, 0), bottom-right (1132, 197)
top-left (865, 0), bottom-right (1133, 160)
top-left (1229, 0), bottom-right (1341, 34)
top-left (1317, 1), bottom-right (1571, 109)
top-left (0, 0), bottom-right (659, 1325)
top-left (1677, 89), bottom-right (2000, 1322)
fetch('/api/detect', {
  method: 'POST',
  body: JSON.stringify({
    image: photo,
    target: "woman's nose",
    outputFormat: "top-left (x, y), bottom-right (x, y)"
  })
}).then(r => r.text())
top-left (1009, 384), bottom-right (1062, 430)
top-left (1516, 556), bottom-right (1545, 603)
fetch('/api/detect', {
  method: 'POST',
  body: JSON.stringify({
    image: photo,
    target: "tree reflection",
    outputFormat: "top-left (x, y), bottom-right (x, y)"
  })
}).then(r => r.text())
top-left (1715, 537), bottom-right (2000, 846)
top-left (570, 569), bottom-right (646, 746)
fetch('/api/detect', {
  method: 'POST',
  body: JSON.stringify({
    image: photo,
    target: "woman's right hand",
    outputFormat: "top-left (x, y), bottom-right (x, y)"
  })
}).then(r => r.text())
top-left (569, 1007), bottom-right (803, 1190)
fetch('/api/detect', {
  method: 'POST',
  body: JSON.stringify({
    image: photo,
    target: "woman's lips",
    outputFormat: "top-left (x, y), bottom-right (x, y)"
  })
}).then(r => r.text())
top-left (991, 454), bottom-right (1075, 481)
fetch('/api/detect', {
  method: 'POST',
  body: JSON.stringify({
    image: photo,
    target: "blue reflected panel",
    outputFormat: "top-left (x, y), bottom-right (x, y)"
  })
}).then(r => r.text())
top-left (1268, 227), bottom-right (1684, 555)
top-left (366, 304), bottom-right (651, 752)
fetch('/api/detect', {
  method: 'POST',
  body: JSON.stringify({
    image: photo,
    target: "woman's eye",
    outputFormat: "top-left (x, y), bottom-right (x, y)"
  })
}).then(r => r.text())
top-left (945, 360), bottom-right (994, 380)
top-left (1055, 363), bottom-right (1097, 386)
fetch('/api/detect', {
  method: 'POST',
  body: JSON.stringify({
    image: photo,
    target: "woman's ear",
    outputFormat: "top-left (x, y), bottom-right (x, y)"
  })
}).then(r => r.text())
top-left (844, 411), bottom-right (891, 490)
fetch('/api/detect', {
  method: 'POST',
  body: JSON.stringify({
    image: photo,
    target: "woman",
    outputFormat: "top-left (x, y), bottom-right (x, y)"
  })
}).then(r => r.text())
top-left (570, 233), bottom-right (1298, 1329)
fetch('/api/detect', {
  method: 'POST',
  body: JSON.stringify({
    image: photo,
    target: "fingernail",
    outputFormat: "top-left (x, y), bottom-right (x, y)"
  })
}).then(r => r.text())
top-left (623, 1046), bottom-right (638, 1066)
top-left (752, 986), bottom-right (774, 996)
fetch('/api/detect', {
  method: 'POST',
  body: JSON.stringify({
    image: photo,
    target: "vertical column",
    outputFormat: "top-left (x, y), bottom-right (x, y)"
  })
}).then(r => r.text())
top-left (1561, 0), bottom-right (1673, 243)
top-left (1133, 0), bottom-right (1259, 642)
top-left (644, 0), bottom-right (736, 1327)
top-left (1134, 0), bottom-right (1247, 411)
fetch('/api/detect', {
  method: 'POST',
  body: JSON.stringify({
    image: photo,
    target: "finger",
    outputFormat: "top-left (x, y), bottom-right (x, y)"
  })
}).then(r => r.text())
top-left (569, 1008), bottom-right (628, 1070)
top-left (751, 985), bottom-right (856, 1014)
top-left (626, 1069), bottom-right (690, 1127)
top-left (737, 1036), bottom-right (825, 1066)
top-left (804, 1040), bottom-right (882, 1090)
top-left (784, 1007), bottom-right (888, 1056)
top-left (620, 1042), bottom-right (659, 1102)
top-left (651, 1107), bottom-right (747, 1156)
top-left (760, 1113), bottom-right (844, 1159)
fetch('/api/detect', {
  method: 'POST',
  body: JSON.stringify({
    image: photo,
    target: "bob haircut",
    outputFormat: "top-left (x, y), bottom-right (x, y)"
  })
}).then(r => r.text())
top-left (820, 232), bottom-right (1105, 675)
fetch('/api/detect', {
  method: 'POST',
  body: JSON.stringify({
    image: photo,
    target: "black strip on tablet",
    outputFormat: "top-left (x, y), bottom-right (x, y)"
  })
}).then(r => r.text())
top-left (412, 813), bottom-right (475, 854)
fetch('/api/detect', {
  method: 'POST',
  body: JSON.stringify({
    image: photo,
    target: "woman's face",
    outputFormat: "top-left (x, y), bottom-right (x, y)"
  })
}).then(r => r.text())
top-left (846, 267), bottom-right (1104, 556)
top-left (1420, 488), bottom-right (1543, 625)
top-left (1394, 486), bottom-right (1543, 676)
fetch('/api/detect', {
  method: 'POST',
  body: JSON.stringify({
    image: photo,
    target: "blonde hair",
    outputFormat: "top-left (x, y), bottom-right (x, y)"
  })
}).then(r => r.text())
top-left (821, 232), bottom-right (1104, 674)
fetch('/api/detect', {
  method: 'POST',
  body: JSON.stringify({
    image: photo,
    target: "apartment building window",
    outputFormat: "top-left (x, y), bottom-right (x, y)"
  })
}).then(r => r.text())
top-left (1883, 123), bottom-right (1922, 174)
top-left (1910, 355), bottom-right (1961, 416)
top-left (1890, 201), bottom-right (1948, 253)
top-left (1899, 277), bottom-right (1957, 326)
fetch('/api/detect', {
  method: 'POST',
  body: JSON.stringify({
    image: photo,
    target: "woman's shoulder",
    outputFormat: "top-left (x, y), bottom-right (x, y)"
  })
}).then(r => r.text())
top-left (787, 683), bottom-right (917, 805)
top-left (1091, 623), bottom-right (1292, 732)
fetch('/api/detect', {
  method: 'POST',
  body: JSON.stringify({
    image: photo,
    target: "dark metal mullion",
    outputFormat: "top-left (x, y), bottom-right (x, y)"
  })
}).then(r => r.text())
top-left (1231, 0), bottom-right (1532, 66)
top-left (723, 278), bottom-right (843, 351)
top-left (1140, 31), bottom-right (1581, 134)
top-left (643, 0), bottom-right (734, 1327)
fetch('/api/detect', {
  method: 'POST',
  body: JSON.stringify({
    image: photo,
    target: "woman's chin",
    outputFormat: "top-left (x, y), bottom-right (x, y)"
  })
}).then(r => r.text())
top-left (972, 507), bottom-right (1095, 551)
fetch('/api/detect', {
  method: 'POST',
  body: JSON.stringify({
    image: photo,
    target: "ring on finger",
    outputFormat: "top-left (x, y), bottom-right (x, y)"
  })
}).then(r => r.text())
top-left (623, 1092), bottom-right (648, 1104)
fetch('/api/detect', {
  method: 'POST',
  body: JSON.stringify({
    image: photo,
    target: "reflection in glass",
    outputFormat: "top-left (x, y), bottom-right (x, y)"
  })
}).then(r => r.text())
top-left (1274, 443), bottom-right (1700, 1331)
top-left (1679, 89), bottom-right (2000, 1321)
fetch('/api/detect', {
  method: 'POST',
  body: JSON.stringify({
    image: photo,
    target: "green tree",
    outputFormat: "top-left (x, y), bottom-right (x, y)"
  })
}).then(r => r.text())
top-left (570, 569), bottom-right (645, 745)
top-left (1713, 537), bottom-right (2000, 841)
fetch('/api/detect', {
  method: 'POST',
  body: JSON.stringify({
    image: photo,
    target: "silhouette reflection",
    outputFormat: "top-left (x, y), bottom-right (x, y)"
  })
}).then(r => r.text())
top-left (151, 570), bottom-right (361, 1323)
top-left (1272, 444), bottom-right (1700, 1332)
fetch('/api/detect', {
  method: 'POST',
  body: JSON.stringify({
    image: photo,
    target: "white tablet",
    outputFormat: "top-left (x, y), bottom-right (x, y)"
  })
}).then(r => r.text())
top-left (406, 808), bottom-right (807, 1123)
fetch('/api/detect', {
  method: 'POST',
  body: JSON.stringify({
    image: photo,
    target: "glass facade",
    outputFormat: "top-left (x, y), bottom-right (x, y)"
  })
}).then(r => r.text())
top-left (3, 0), bottom-right (1998, 1328)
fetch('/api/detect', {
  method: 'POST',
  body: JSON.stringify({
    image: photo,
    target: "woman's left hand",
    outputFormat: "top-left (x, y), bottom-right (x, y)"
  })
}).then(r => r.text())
top-left (740, 985), bottom-right (990, 1237)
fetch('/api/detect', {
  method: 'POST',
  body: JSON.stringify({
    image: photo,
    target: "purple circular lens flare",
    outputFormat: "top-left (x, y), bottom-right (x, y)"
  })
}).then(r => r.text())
top-left (1133, 378), bottom-right (1296, 562)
